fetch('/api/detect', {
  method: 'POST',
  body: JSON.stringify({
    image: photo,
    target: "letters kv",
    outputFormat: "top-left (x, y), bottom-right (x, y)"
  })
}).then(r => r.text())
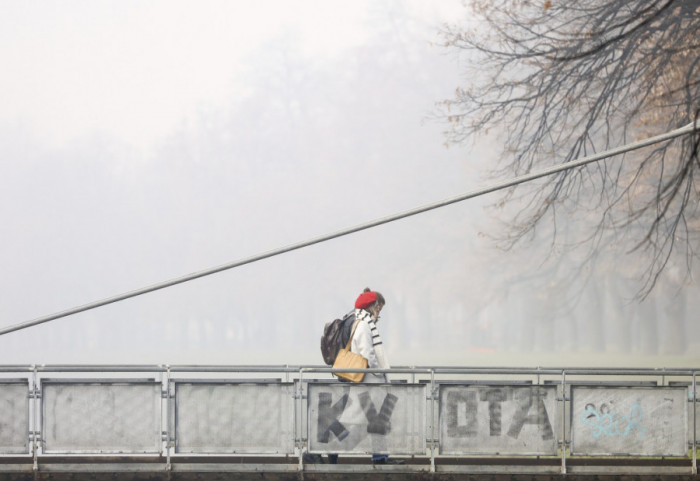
top-left (307, 385), bottom-right (426, 454)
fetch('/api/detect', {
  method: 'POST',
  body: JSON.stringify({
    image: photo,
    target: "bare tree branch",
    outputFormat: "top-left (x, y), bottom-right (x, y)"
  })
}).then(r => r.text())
top-left (439, 0), bottom-right (700, 298)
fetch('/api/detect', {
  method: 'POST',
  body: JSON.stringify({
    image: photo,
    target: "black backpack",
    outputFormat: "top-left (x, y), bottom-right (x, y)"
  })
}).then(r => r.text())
top-left (320, 310), bottom-right (356, 365)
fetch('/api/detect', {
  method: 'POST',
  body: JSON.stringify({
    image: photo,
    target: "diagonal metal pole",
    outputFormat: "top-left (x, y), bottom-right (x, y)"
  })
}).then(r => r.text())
top-left (0, 120), bottom-right (697, 337)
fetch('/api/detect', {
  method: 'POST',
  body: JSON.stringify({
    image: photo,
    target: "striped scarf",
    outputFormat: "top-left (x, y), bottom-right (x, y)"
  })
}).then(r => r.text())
top-left (355, 308), bottom-right (390, 369)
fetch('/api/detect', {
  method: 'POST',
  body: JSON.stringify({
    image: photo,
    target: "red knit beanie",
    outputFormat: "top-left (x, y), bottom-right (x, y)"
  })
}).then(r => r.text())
top-left (355, 291), bottom-right (377, 309)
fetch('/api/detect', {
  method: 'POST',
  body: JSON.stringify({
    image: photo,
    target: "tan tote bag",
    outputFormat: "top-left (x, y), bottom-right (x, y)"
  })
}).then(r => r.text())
top-left (333, 318), bottom-right (368, 382)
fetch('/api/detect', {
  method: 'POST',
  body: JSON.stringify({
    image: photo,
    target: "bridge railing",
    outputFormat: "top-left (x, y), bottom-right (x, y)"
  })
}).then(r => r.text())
top-left (0, 365), bottom-right (697, 475)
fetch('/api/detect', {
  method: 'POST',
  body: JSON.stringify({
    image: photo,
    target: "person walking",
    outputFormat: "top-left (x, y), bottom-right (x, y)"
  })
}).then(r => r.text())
top-left (351, 288), bottom-right (389, 384)
top-left (328, 288), bottom-right (404, 465)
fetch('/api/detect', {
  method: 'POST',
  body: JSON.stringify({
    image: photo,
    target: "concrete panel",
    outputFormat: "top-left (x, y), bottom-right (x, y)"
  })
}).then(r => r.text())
top-left (570, 386), bottom-right (688, 456)
top-left (42, 381), bottom-right (162, 454)
top-left (307, 383), bottom-right (426, 455)
top-left (175, 382), bottom-right (294, 454)
top-left (0, 382), bottom-right (29, 454)
top-left (689, 400), bottom-right (699, 444)
top-left (438, 385), bottom-right (559, 455)
top-left (668, 384), bottom-right (700, 444)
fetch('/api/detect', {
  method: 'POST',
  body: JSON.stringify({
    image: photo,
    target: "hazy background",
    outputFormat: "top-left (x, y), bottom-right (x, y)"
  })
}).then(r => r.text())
top-left (1, 1), bottom-right (697, 368)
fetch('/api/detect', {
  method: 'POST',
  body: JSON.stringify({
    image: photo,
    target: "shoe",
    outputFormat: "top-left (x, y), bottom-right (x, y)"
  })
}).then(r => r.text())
top-left (302, 453), bottom-right (325, 464)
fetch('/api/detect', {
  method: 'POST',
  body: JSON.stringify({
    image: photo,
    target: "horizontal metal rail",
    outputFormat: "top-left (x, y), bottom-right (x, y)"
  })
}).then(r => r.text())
top-left (1, 120), bottom-right (697, 339)
top-left (18, 363), bottom-right (685, 379)
top-left (1, 364), bottom-right (700, 375)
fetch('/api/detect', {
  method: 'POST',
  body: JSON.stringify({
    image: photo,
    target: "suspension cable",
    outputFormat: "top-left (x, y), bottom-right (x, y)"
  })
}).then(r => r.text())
top-left (1, 120), bottom-right (697, 337)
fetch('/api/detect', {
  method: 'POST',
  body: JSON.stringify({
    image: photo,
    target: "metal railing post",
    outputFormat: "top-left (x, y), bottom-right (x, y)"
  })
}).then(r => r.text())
top-left (561, 369), bottom-right (567, 475)
top-left (693, 372), bottom-right (697, 474)
top-left (430, 368), bottom-right (436, 473)
top-left (164, 365), bottom-right (172, 473)
top-left (297, 367), bottom-right (304, 472)
top-left (31, 366), bottom-right (39, 473)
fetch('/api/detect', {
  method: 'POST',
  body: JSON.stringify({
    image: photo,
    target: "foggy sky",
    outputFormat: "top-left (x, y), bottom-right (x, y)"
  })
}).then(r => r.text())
top-left (0, 1), bottom-right (697, 368)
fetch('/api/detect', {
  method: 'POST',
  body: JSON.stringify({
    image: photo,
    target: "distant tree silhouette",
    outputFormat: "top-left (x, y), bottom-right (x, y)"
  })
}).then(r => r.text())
top-left (440, 0), bottom-right (700, 297)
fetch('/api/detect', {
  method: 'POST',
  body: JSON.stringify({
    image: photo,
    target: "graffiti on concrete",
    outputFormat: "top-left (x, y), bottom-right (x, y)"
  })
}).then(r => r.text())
top-left (438, 385), bottom-right (559, 455)
top-left (307, 384), bottom-right (425, 454)
top-left (571, 386), bottom-right (688, 456)
top-left (316, 391), bottom-right (398, 443)
top-left (581, 402), bottom-right (645, 441)
top-left (443, 386), bottom-right (554, 440)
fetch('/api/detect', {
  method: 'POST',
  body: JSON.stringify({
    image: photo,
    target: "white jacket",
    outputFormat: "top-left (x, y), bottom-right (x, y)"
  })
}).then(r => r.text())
top-left (351, 311), bottom-right (389, 383)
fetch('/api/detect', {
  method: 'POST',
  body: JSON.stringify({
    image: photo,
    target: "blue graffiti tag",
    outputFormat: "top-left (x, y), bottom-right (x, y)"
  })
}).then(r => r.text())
top-left (581, 403), bottom-right (646, 441)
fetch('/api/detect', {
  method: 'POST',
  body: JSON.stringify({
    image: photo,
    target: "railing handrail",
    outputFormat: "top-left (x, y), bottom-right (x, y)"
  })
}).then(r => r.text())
top-left (0, 364), bottom-right (699, 376)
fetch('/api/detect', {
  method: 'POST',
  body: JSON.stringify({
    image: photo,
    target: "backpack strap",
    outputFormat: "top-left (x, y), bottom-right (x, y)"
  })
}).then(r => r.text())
top-left (344, 318), bottom-right (362, 351)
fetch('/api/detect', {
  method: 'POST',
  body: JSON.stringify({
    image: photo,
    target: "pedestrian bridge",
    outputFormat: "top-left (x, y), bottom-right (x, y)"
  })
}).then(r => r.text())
top-left (1, 364), bottom-right (699, 480)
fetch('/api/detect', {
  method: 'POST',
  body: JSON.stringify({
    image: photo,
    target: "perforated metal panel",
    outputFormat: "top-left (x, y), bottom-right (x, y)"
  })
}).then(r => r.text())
top-left (174, 382), bottom-right (294, 454)
top-left (42, 380), bottom-right (162, 454)
top-left (0, 381), bottom-right (29, 454)
top-left (689, 399), bottom-right (700, 444)
top-left (307, 383), bottom-right (426, 455)
top-left (438, 384), bottom-right (559, 455)
top-left (570, 386), bottom-right (688, 456)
